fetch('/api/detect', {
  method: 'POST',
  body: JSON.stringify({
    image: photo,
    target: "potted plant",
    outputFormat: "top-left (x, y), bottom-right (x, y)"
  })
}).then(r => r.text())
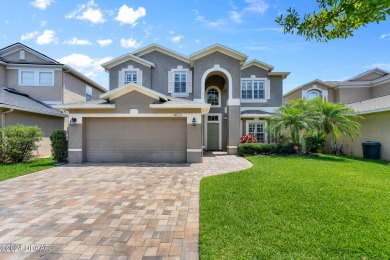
top-left (305, 133), bottom-right (326, 153)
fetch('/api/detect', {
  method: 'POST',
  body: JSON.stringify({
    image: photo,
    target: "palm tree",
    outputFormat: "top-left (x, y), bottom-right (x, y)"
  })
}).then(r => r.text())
top-left (269, 99), bottom-right (319, 144)
top-left (309, 98), bottom-right (362, 143)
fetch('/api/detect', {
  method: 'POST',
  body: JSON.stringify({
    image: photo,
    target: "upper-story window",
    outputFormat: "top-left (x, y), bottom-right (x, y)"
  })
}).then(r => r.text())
top-left (124, 70), bottom-right (138, 84)
top-left (19, 69), bottom-right (54, 86)
top-left (303, 85), bottom-right (328, 101)
top-left (241, 76), bottom-right (270, 102)
top-left (86, 85), bottom-right (92, 101)
top-left (307, 90), bottom-right (320, 100)
top-left (168, 65), bottom-right (192, 97)
top-left (206, 87), bottom-right (221, 107)
top-left (118, 65), bottom-right (142, 87)
top-left (174, 71), bottom-right (186, 93)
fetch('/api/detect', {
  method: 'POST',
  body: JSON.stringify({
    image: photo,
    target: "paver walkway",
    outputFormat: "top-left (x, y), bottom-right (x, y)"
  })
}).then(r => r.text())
top-left (0, 152), bottom-right (251, 259)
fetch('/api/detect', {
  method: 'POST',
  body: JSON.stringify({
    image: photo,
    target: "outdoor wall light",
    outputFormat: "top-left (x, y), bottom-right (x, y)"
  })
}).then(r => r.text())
top-left (192, 117), bottom-right (197, 126)
top-left (69, 117), bottom-right (77, 126)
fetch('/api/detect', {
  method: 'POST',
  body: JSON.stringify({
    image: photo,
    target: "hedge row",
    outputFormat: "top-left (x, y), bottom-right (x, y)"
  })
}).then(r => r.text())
top-left (238, 143), bottom-right (300, 156)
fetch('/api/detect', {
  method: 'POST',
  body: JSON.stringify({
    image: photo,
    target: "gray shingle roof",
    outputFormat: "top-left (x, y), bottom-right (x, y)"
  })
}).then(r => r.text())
top-left (348, 95), bottom-right (390, 114)
top-left (241, 110), bottom-right (273, 115)
top-left (0, 87), bottom-right (66, 117)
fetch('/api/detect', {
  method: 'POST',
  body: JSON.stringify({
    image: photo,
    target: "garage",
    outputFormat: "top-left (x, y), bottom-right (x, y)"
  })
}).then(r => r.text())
top-left (85, 117), bottom-right (187, 162)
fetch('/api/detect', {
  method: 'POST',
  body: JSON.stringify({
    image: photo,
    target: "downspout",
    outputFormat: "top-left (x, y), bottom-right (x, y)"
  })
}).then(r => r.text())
top-left (1, 108), bottom-right (14, 138)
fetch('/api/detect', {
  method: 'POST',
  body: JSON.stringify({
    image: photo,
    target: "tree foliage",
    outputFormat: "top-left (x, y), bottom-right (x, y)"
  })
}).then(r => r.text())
top-left (276, 0), bottom-right (390, 42)
top-left (50, 129), bottom-right (68, 162)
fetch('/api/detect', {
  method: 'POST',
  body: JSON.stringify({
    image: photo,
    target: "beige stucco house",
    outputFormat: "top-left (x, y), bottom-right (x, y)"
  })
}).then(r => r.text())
top-left (0, 42), bottom-right (106, 156)
top-left (284, 68), bottom-right (390, 161)
top-left (56, 44), bottom-right (289, 163)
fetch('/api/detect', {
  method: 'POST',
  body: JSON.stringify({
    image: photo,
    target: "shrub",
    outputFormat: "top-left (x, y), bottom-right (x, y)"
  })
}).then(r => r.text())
top-left (304, 134), bottom-right (326, 152)
top-left (0, 124), bottom-right (43, 163)
top-left (50, 129), bottom-right (68, 162)
top-left (238, 142), bottom-right (300, 156)
top-left (240, 134), bottom-right (257, 143)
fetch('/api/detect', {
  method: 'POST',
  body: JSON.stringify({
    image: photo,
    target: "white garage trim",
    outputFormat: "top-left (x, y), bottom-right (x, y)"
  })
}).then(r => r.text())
top-left (69, 148), bottom-right (82, 152)
top-left (187, 149), bottom-right (202, 152)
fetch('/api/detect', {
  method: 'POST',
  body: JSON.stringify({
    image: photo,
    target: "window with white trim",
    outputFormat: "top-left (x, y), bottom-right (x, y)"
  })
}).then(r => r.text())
top-left (174, 71), bottom-right (186, 93)
top-left (208, 115), bottom-right (219, 121)
top-left (307, 90), bottom-right (320, 100)
top-left (206, 87), bottom-right (220, 106)
top-left (124, 70), bottom-right (137, 84)
top-left (19, 69), bottom-right (54, 86)
top-left (247, 121), bottom-right (267, 143)
top-left (241, 79), bottom-right (265, 100)
top-left (86, 85), bottom-right (92, 101)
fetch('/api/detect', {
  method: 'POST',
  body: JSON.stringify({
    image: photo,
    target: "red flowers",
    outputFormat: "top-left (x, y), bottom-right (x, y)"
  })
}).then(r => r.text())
top-left (240, 134), bottom-right (257, 143)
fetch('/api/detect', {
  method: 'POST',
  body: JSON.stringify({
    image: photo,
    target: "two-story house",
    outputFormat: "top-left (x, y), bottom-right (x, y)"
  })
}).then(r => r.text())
top-left (57, 44), bottom-right (289, 163)
top-left (0, 42), bottom-right (106, 156)
top-left (283, 68), bottom-right (390, 160)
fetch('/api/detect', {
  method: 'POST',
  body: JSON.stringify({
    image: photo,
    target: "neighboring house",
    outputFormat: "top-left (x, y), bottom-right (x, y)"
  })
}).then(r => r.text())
top-left (283, 68), bottom-right (390, 161)
top-left (56, 43), bottom-right (289, 163)
top-left (0, 42), bottom-right (106, 156)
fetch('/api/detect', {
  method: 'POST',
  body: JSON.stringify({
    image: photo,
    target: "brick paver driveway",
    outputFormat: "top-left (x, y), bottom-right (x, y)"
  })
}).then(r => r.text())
top-left (0, 152), bottom-right (251, 259)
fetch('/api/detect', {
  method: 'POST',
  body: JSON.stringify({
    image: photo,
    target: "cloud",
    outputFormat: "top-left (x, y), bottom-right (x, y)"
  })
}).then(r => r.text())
top-left (36, 30), bottom-right (57, 45)
top-left (57, 53), bottom-right (112, 79)
top-left (229, 10), bottom-right (242, 23)
top-left (63, 37), bottom-right (92, 46)
top-left (196, 15), bottom-right (226, 28)
top-left (120, 38), bottom-right (141, 48)
top-left (168, 30), bottom-right (175, 35)
top-left (97, 39), bottom-right (113, 47)
top-left (171, 35), bottom-right (184, 43)
top-left (65, 0), bottom-right (105, 24)
top-left (31, 0), bottom-right (53, 10)
top-left (115, 5), bottom-right (146, 26)
top-left (380, 34), bottom-right (390, 39)
top-left (40, 20), bottom-right (47, 27)
top-left (21, 31), bottom-right (39, 41)
top-left (244, 0), bottom-right (269, 14)
top-left (370, 63), bottom-right (390, 70)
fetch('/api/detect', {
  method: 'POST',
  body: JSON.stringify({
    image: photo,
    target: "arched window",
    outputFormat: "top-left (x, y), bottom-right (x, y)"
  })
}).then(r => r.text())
top-left (206, 87), bottom-right (220, 106)
top-left (307, 90), bottom-right (320, 100)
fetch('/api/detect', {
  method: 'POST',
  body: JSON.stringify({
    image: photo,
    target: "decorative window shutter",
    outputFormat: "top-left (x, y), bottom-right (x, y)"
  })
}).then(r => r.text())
top-left (265, 79), bottom-right (271, 99)
top-left (118, 71), bottom-right (124, 87)
top-left (168, 70), bottom-right (174, 93)
top-left (187, 70), bottom-right (193, 93)
top-left (137, 70), bottom-right (143, 85)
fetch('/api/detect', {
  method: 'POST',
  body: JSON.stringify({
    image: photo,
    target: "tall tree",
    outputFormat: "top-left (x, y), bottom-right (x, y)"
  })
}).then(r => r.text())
top-left (276, 0), bottom-right (390, 42)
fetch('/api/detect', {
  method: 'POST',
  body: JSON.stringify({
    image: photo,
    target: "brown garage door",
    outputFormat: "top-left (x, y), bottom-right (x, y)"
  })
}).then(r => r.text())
top-left (85, 118), bottom-right (187, 162)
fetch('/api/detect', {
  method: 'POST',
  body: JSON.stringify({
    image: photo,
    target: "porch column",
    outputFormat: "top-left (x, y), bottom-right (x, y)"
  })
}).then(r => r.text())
top-left (227, 103), bottom-right (240, 155)
top-left (186, 115), bottom-right (203, 163)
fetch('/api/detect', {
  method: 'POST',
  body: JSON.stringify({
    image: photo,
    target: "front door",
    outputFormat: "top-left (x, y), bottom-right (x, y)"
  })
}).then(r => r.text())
top-left (207, 123), bottom-right (219, 150)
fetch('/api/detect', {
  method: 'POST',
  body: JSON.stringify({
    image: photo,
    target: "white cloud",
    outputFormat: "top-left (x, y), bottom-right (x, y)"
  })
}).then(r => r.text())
top-left (168, 30), bottom-right (175, 35)
top-left (196, 15), bottom-right (226, 28)
top-left (57, 53), bottom-right (112, 79)
top-left (31, 0), bottom-right (53, 10)
top-left (63, 37), bottom-right (92, 46)
top-left (171, 35), bottom-right (184, 43)
top-left (65, 0), bottom-right (105, 24)
top-left (229, 10), bottom-right (242, 23)
top-left (97, 39), bottom-right (113, 47)
top-left (36, 30), bottom-right (57, 45)
top-left (244, 0), bottom-right (268, 14)
top-left (21, 31), bottom-right (39, 41)
top-left (40, 20), bottom-right (47, 27)
top-left (115, 5), bottom-right (146, 26)
top-left (380, 34), bottom-right (390, 39)
top-left (120, 38), bottom-right (141, 48)
top-left (370, 63), bottom-right (390, 70)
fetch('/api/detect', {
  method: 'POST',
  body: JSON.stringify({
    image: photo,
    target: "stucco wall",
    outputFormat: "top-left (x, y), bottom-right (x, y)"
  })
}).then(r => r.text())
top-left (109, 60), bottom-right (151, 90)
top-left (338, 87), bottom-right (371, 104)
top-left (0, 64), bottom-right (6, 85)
top-left (337, 111), bottom-right (390, 161)
top-left (3, 50), bottom-right (51, 64)
top-left (372, 82), bottom-right (390, 98)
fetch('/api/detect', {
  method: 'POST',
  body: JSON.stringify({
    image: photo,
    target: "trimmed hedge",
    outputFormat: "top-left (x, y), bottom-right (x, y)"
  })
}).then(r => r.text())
top-left (50, 129), bottom-right (68, 162)
top-left (238, 143), bottom-right (300, 156)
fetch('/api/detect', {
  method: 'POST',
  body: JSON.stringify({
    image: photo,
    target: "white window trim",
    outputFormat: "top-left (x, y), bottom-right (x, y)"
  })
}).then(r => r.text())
top-left (303, 85), bottom-right (328, 101)
top-left (168, 65), bottom-right (192, 97)
top-left (119, 65), bottom-right (142, 87)
top-left (240, 77), bottom-right (269, 102)
top-left (18, 68), bottom-right (54, 87)
top-left (246, 120), bottom-right (267, 143)
top-left (204, 113), bottom-right (222, 150)
top-left (205, 86), bottom-right (221, 108)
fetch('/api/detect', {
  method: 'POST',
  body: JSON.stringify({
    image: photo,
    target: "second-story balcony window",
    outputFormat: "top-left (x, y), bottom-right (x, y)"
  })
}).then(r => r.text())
top-left (174, 71), bottom-right (186, 93)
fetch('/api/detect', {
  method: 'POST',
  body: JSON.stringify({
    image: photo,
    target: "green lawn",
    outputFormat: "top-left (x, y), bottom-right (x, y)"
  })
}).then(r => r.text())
top-left (200, 155), bottom-right (390, 259)
top-left (0, 158), bottom-right (56, 182)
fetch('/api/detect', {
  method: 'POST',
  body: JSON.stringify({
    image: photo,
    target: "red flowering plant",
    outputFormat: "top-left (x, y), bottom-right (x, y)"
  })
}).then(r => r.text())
top-left (240, 134), bottom-right (257, 143)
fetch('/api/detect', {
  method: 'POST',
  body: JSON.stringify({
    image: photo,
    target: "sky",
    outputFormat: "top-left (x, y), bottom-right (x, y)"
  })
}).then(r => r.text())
top-left (1, 0), bottom-right (389, 93)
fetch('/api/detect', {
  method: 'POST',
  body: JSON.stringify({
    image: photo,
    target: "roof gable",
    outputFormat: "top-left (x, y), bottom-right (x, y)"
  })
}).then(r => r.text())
top-left (0, 42), bottom-right (60, 64)
top-left (346, 68), bottom-right (389, 82)
top-left (100, 83), bottom-right (168, 102)
top-left (241, 59), bottom-right (274, 71)
top-left (132, 44), bottom-right (189, 64)
top-left (283, 79), bottom-right (333, 98)
top-left (189, 44), bottom-right (247, 65)
top-left (101, 53), bottom-right (156, 70)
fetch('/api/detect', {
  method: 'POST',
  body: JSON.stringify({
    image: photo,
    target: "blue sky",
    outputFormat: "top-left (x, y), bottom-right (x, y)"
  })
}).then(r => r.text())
top-left (1, 0), bottom-right (389, 92)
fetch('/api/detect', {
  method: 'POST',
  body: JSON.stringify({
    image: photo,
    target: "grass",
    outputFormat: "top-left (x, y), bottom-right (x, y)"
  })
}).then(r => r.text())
top-left (0, 158), bottom-right (56, 182)
top-left (200, 155), bottom-right (390, 259)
